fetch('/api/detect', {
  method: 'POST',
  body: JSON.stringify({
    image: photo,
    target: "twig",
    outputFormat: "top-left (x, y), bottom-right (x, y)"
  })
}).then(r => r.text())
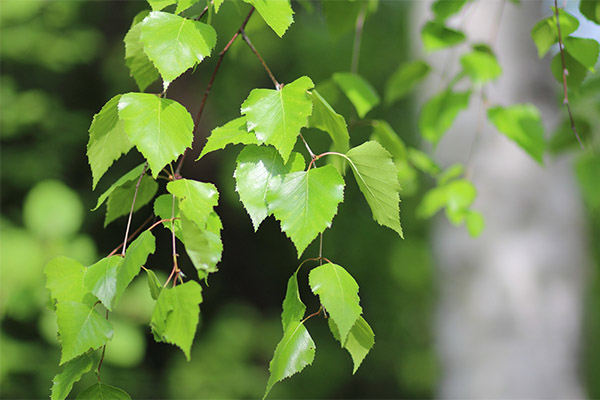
top-left (96, 309), bottom-right (109, 382)
top-left (165, 194), bottom-right (180, 287)
top-left (554, 0), bottom-right (584, 149)
top-left (241, 28), bottom-right (281, 89)
top-left (351, 2), bottom-right (367, 74)
top-left (121, 162), bottom-right (148, 256)
top-left (108, 214), bottom-right (153, 257)
top-left (175, 7), bottom-right (256, 176)
top-left (299, 132), bottom-right (316, 159)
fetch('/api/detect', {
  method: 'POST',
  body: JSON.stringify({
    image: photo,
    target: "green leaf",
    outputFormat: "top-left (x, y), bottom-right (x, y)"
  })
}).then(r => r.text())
top-left (214, 0), bottom-right (225, 13)
top-left (150, 280), bottom-right (203, 360)
top-left (530, 9), bottom-right (579, 58)
top-left (45, 257), bottom-right (89, 304)
top-left (281, 269), bottom-right (306, 331)
top-left (432, 0), bottom-right (468, 20)
top-left (487, 104), bottom-right (545, 164)
top-left (51, 355), bottom-right (93, 400)
top-left (328, 316), bottom-right (374, 374)
top-left (421, 21), bottom-right (466, 51)
top-left (437, 163), bottom-right (464, 185)
top-left (175, 0), bottom-right (197, 13)
top-left (241, 76), bottom-right (314, 163)
top-left (370, 120), bottom-right (407, 160)
top-left (92, 163), bottom-right (146, 211)
top-left (264, 320), bottom-right (315, 399)
top-left (550, 50), bottom-right (589, 89)
top-left (118, 93), bottom-right (194, 178)
top-left (307, 90), bottom-right (350, 153)
top-left (180, 213), bottom-right (223, 279)
top-left (124, 11), bottom-right (160, 92)
top-left (87, 95), bottom-right (133, 189)
top-left (419, 89), bottom-right (471, 145)
top-left (56, 301), bottom-right (113, 365)
top-left (114, 231), bottom-right (156, 307)
top-left (167, 179), bottom-right (219, 227)
top-left (146, 269), bottom-right (163, 300)
top-left (309, 262), bottom-right (362, 343)
top-left (408, 148), bottom-right (441, 175)
top-left (331, 72), bottom-right (380, 119)
top-left (563, 36), bottom-right (600, 70)
top-left (460, 46), bottom-right (502, 83)
top-left (385, 60), bottom-right (431, 105)
top-left (147, 0), bottom-right (175, 10)
top-left (75, 383), bottom-right (131, 400)
top-left (104, 175), bottom-right (158, 227)
top-left (197, 116), bottom-right (258, 160)
top-left (244, 0), bottom-right (294, 37)
top-left (153, 194), bottom-right (182, 237)
top-left (417, 179), bottom-right (477, 225)
top-left (465, 210), bottom-right (485, 237)
top-left (576, 153), bottom-right (600, 209)
top-left (139, 11), bottom-right (217, 84)
top-left (346, 141), bottom-right (403, 237)
top-left (267, 165), bottom-right (345, 257)
top-left (234, 145), bottom-right (290, 230)
top-left (83, 256), bottom-right (123, 311)
top-left (580, 0), bottom-right (600, 24)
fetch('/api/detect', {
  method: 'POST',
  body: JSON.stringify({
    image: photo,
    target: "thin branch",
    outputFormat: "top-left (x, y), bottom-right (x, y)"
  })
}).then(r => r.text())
top-left (351, 2), bottom-right (367, 74)
top-left (121, 162), bottom-right (148, 256)
top-left (166, 194), bottom-right (180, 287)
top-left (108, 214), bottom-right (153, 257)
top-left (318, 233), bottom-right (324, 266)
top-left (96, 309), bottom-right (109, 382)
top-left (299, 132), bottom-right (316, 159)
top-left (175, 7), bottom-right (256, 176)
top-left (554, 0), bottom-right (584, 149)
top-left (241, 28), bottom-right (281, 89)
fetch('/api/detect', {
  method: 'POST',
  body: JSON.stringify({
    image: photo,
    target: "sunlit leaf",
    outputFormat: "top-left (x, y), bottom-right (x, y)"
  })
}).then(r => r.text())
top-left (51, 354), bottom-right (93, 400)
top-left (197, 116), bottom-right (258, 160)
top-left (92, 164), bottom-right (146, 211)
top-left (460, 46), bottom-right (502, 83)
top-left (180, 213), bottom-right (223, 279)
top-left (563, 36), bottom-right (599, 70)
top-left (267, 165), bottom-right (345, 256)
top-left (241, 76), bottom-right (314, 162)
top-left (124, 11), bottom-right (159, 92)
top-left (419, 89), bottom-right (470, 145)
top-left (153, 194), bottom-right (182, 237)
top-left (332, 72), bottom-right (380, 118)
top-left (281, 269), bottom-right (306, 331)
top-left (113, 231), bottom-right (156, 307)
top-left (309, 262), bottom-right (362, 343)
top-left (118, 93), bottom-right (194, 178)
top-left (150, 280), bottom-right (203, 360)
top-left (45, 257), bottom-right (89, 304)
top-left (465, 210), bottom-right (485, 237)
top-left (307, 89), bottom-right (350, 153)
top-left (75, 383), bottom-right (131, 400)
top-left (244, 0), bottom-right (294, 37)
top-left (264, 320), bottom-right (315, 399)
top-left (421, 21), bottom-right (466, 51)
top-left (530, 8), bottom-right (579, 58)
top-left (57, 301), bottom-right (113, 365)
top-left (328, 316), bottom-right (374, 374)
top-left (385, 60), bottom-right (431, 105)
top-left (167, 179), bottom-right (219, 227)
top-left (83, 256), bottom-right (123, 311)
top-left (87, 95), bottom-right (133, 189)
top-left (104, 175), bottom-right (158, 227)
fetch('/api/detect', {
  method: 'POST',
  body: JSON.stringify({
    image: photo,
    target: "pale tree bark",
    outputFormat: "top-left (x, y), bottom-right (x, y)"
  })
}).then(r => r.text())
top-left (412, 1), bottom-right (589, 397)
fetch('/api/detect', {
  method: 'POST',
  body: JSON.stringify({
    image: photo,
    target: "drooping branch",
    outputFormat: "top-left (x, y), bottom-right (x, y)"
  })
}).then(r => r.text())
top-left (240, 28), bottom-right (281, 89)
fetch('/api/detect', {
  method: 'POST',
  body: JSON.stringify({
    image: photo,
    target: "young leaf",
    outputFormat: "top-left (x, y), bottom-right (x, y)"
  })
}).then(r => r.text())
top-left (346, 141), bottom-right (403, 237)
top-left (267, 165), bottom-right (345, 257)
top-left (146, 269), bottom-right (163, 300)
top-left (234, 145), bottom-right (290, 230)
top-left (87, 95), bottom-right (133, 189)
top-left (180, 213), bottom-right (223, 279)
top-left (307, 90), bottom-right (350, 153)
top-left (385, 60), bottom-right (431, 105)
top-left (105, 175), bottom-right (158, 227)
top-left (197, 116), bottom-right (258, 160)
top-left (45, 257), bottom-right (89, 304)
top-left (92, 163), bottom-right (146, 211)
top-left (460, 46), bottom-right (502, 83)
top-left (487, 104), bottom-right (545, 164)
top-left (167, 179), bottom-right (219, 227)
top-left (75, 383), bottom-right (131, 400)
top-left (431, 0), bottom-right (468, 20)
top-left (150, 280), bottom-right (203, 360)
top-left (56, 301), bottom-right (113, 365)
top-left (83, 256), bottom-right (123, 311)
top-left (530, 9), bottom-right (579, 58)
top-left (281, 269), bottom-right (306, 331)
top-left (264, 320), bottom-right (315, 399)
top-left (421, 21), bottom-right (466, 51)
top-left (332, 72), bottom-right (380, 119)
top-left (419, 89), bottom-right (471, 145)
top-left (328, 316), bottom-right (374, 374)
top-left (309, 262), bottom-right (362, 343)
top-left (139, 11), bottom-right (217, 85)
top-left (118, 93), bottom-right (194, 178)
top-left (241, 76), bottom-right (314, 163)
top-left (124, 11), bottom-right (159, 92)
top-left (113, 230), bottom-right (156, 307)
top-left (51, 354), bottom-right (93, 400)
top-left (580, 0), bottom-right (600, 24)
top-left (244, 0), bottom-right (294, 37)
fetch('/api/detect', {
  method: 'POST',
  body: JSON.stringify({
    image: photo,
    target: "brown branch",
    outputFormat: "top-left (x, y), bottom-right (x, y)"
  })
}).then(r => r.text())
top-left (554, 0), bottom-right (584, 150)
top-left (108, 214), bottom-right (153, 257)
top-left (121, 162), bottom-right (148, 256)
top-left (240, 28), bottom-right (281, 89)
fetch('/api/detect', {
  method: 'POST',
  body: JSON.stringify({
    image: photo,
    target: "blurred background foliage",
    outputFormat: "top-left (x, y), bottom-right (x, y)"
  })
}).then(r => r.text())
top-left (0, 0), bottom-right (598, 399)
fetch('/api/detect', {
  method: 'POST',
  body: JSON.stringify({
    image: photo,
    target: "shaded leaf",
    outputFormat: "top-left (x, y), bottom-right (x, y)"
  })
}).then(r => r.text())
top-left (153, 194), bottom-right (182, 238)
top-left (114, 231), bottom-right (156, 307)
top-left (408, 148), bottom-right (441, 175)
top-left (83, 256), bottom-right (123, 311)
top-left (241, 76), bottom-right (314, 162)
top-left (124, 10), bottom-right (159, 92)
top-left (51, 354), bottom-right (93, 400)
top-left (332, 72), bottom-right (380, 118)
top-left (550, 50), bottom-right (589, 89)
top-left (45, 257), bottom-right (89, 304)
top-left (267, 165), bottom-right (345, 257)
top-left (530, 8), bottom-right (579, 58)
top-left (180, 213), bottom-right (223, 279)
top-left (307, 89), bottom-right (350, 153)
top-left (87, 95), bottom-right (133, 189)
top-left (432, 0), bottom-right (468, 20)
top-left (580, 0), bottom-right (600, 24)
top-left (150, 280), bottom-right (203, 360)
top-left (421, 21), bottom-right (466, 51)
top-left (147, 0), bottom-right (175, 10)
top-left (264, 321), bottom-right (315, 399)
top-left (563, 36), bottom-right (600, 70)
top-left (105, 175), bottom-right (158, 227)
top-left (309, 262), bottom-right (362, 343)
top-left (57, 301), bottom-right (113, 365)
top-left (370, 120), bottom-right (406, 160)
top-left (75, 383), bottom-right (131, 400)
top-left (346, 141), bottom-right (403, 237)
top-left (281, 269), bottom-right (306, 331)
top-left (419, 89), bottom-right (471, 145)
top-left (92, 163), bottom-right (146, 211)
top-left (245, 0), bottom-right (294, 37)
top-left (487, 104), bottom-right (545, 164)
top-left (328, 316), bottom-right (374, 374)
top-left (385, 60), bottom-right (431, 105)
top-left (167, 179), bottom-right (219, 227)
top-left (145, 269), bottom-right (163, 300)
top-left (197, 116), bottom-right (258, 160)
top-left (576, 153), bottom-right (600, 209)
